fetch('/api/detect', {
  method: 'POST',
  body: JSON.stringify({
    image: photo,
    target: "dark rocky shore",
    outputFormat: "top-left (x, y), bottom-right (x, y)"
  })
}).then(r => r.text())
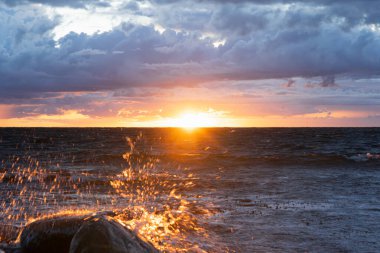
top-left (0, 213), bottom-right (159, 253)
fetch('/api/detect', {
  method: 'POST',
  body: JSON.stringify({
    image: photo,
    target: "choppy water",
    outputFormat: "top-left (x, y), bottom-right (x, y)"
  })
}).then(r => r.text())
top-left (1, 128), bottom-right (380, 252)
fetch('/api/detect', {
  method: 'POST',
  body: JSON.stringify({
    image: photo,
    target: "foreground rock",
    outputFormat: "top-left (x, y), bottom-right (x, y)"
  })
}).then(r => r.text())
top-left (1, 213), bottom-right (159, 253)
top-left (70, 217), bottom-right (158, 253)
top-left (19, 215), bottom-right (87, 253)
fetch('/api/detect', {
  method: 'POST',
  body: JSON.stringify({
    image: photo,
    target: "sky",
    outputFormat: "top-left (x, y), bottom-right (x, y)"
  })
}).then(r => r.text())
top-left (0, 0), bottom-right (380, 127)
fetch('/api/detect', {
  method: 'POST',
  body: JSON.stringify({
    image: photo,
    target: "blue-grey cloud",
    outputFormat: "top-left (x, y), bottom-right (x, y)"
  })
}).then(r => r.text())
top-left (0, 4), bottom-right (218, 97)
top-left (1, 0), bottom-right (380, 124)
top-left (0, 0), bottom-right (109, 8)
top-left (2, 0), bottom-right (380, 96)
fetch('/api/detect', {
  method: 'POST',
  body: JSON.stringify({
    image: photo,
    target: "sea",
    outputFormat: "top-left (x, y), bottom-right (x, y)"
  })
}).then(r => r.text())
top-left (0, 128), bottom-right (380, 252)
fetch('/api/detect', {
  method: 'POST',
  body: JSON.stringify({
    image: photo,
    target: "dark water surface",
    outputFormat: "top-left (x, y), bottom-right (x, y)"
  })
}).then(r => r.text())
top-left (1, 128), bottom-right (380, 252)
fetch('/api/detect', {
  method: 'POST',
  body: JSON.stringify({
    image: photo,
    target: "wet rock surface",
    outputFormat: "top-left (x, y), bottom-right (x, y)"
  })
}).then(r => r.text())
top-left (0, 213), bottom-right (158, 253)
top-left (70, 217), bottom-right (158, 253)
top-left (19, 215), bottom-right (87, 253)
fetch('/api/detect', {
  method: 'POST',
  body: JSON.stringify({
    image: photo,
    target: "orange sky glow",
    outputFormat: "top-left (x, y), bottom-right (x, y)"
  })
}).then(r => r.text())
top-left (0, 107), bottom-right (377, 128)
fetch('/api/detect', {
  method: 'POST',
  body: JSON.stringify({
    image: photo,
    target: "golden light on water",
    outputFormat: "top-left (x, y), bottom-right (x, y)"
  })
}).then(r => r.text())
top-left (0, 134), bottom-right (221, 252)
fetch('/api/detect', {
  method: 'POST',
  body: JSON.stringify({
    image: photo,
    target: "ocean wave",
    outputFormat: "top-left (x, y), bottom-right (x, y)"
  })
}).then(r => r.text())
top-left (346, 153), bottom-right (380, 162)
top-left (155, 152), bottom-right (380, 168)
top-left (38, 151), bottom-right (380, 168)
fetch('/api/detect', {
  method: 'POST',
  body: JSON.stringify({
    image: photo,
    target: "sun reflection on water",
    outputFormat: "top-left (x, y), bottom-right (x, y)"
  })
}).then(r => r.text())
top-left (0, 133), bottom-right (220, 252)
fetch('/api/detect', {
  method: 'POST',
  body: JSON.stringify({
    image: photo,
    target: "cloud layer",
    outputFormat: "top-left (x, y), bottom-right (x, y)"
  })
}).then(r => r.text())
top-left (1, 0), bottom-right (380, 126)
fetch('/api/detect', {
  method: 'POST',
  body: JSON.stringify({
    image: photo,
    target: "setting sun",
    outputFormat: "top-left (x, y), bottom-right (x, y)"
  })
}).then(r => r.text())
top-left (165, 112), bottom-right (218, 129)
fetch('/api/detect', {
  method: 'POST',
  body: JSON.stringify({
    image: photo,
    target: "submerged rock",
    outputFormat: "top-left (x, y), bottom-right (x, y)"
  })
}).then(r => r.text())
top-left (0, 243), bottom-right (22, 253)
top-left (10, 212), bottom-right (159, 253)
top-left (0, 225), bottom-right (19, 243)
top-left (70, 217), bottom-right (158, 253)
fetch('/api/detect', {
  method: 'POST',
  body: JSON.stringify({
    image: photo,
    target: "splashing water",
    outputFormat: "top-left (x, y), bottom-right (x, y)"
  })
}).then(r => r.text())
top-left (0, 134), bottom-right (222, 252)
top-left (109, 135), bottom-right (215, 251)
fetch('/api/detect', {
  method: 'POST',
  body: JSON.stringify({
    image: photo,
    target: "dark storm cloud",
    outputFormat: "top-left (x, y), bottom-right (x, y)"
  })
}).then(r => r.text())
top-left (2, 0), bottom-right (380, 100)
top-left (156, 0), bottom-right (380, 33)
top-left (150, 0), bottom-right (380, 79)
top-left (304, 76), bottom-right (337, 89)
top-left (0, 6), bottom-right (218, 98)
top-left (210, 5), bottom-right (269, 36)
top-left (320, 76), bottom-right (336, 88)
top-left (283, 79), bottom-right (295, 88)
